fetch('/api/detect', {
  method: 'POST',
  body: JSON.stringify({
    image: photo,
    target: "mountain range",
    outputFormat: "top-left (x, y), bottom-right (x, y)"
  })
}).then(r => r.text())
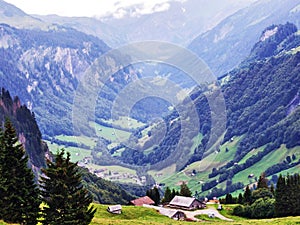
top-left (1, 0), bottom-right (300, 200)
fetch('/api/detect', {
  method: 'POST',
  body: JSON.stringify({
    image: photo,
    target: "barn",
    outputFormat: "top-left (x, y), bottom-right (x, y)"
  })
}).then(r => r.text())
top-left (169, 196), bottom-right (206, 210)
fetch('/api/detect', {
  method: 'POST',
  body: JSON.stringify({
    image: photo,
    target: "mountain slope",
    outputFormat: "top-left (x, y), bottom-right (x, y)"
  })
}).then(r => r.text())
top-left (189, 0), bottom-right (300, 76)
top-left (155, 23), bottom-right (300, 197)
top-left (0, 0), bottom-right (46, 29)
top-left (0, 88), bottom-right (48, 168)
top-left (0, 23), bottom-right (137, 136)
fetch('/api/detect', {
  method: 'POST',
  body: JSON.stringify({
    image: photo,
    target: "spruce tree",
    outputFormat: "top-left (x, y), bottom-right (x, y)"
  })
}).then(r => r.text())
top-left (257, 172), bottom-right (268, 189)
top-left (275, 174), bottom-right (288, 217)
top-left (0, 119), bottom-right (40, 224)
top-left (146, 187), bottom-right (160, 205)
top-left (179, 182), bottom-right (192, 197)
top-left (243, 185), bottom-right (252, 205)
top-left (238, 193), bottom-right (244, 204)
top-left (40, 149), bottom-right (96, 225)
top-left (162, 187), bottom-right (172, 203)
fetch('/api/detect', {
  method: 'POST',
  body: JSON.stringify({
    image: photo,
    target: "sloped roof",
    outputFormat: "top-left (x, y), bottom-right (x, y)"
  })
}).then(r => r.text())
top-left (169, 195), bottom-right (197, 208)
top-left (130, 196), bottom-right (155, 206)
top-left (158, 208), bottom-right (185, 218)
top-left (107, 204), bottom-right (122, 212)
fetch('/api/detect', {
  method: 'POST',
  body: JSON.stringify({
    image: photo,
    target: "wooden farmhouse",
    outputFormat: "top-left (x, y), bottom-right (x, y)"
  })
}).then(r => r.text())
top-left (107, 204), bottom-right (122, 214)
top-left (169, 196), bottom-right (206, 210)
top-left (130, 196), bottom-right (155, 206)
top-left (158, 208), bottom-right (186, 220)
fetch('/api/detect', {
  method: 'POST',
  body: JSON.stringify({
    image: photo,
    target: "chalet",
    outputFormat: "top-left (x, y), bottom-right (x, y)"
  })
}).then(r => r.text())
top-left (158, 208), bottom-right (186, 220)
top-left (130, 196), bottom-right (155, 206)
top-left (107, 205), bottom-right (122, 214)
top-left (169, 196), bottom-right (206, 210)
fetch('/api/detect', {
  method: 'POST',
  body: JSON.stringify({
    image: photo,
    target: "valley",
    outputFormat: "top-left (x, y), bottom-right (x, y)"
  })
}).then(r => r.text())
top-left (1, 0), bottom-right (300, 224)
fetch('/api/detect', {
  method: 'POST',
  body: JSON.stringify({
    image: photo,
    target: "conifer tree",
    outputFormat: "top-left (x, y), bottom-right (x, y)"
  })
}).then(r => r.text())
top-left (162, 187), bottom-right (172, 203)
top-left (40, 149), bottom-right (96, 225)
top-left (257, 172), bottom-right (268, 189)
top-left (243, 185), bottom-right (252, 205)
top-left (179, 182), bottom-right (192, 197)
top-left (275, 174), bottom-right (288, 217)
top-left (0, 119), bottom-right (40, 224)
top-left (146, 187), bottom-right (160, 205)
top-left (238, 193), bottom-right (244, 204)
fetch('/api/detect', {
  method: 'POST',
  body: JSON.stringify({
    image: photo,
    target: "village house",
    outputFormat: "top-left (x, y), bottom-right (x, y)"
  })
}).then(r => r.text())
top-left (158, 208), bottom-right (186, 220)
top-left (130, 196), bottom-right (155, 206)
top-left (107, 205), bottom-right (122, 214)
top-left (169, 196), bottom-right (206, 210)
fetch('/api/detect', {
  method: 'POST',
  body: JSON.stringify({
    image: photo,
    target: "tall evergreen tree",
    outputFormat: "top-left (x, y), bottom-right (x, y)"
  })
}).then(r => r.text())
top-left (275, 174), bottom-right (288, 217)
top-left (146, 187), bottom-right (160, 205)
top-left (238, 193), bottom-right (244, 204)
top-left (162, 187), bottom-right (172, 203)
top-left (40, 149), bottom-right (96, 225)
top-left (243, 185), bottom-right (252, 205)
top-left (179, 182), bottom-right (192, 197)
top-left (0, 119), bottom-right (40, 224)
top-left (257, 172), bottom-right (268, 189)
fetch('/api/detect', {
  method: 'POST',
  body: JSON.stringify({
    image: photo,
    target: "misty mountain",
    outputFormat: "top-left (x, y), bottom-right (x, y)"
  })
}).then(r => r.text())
top-left (34, 0), bottom-right (256, 47)
top-left (189, 0), bottom-right (300, 76)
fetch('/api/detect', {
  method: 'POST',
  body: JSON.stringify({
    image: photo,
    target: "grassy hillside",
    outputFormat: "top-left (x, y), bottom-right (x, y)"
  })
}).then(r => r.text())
top-left (91, 204), bottom-right (300, 225)
top-left (1, 203), bottom-right (300, 224)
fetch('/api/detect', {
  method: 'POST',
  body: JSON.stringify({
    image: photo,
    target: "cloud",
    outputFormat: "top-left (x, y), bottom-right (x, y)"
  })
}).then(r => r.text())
top-left (4, 0), bottom-right (182, 18)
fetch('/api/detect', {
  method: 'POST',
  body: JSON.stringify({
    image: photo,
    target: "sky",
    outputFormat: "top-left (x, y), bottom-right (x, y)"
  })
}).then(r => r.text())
top-left (4, 0), bottom-right (184, 18)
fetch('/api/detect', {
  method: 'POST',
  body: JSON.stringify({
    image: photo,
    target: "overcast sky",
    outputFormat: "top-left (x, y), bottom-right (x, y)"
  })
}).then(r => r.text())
top-left (4, 0), bottom-right (184, 18)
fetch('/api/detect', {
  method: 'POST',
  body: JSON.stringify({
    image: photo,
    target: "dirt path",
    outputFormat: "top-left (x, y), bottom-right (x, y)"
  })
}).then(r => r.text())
top-left (186, 208), bottom-right (233, 221)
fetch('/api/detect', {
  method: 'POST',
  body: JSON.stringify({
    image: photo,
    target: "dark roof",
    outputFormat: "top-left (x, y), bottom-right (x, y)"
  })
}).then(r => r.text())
top-left (130, 196), bottom-right (155, 206)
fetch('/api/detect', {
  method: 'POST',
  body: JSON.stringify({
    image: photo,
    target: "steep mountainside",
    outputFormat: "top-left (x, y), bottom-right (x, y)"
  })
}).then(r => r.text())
top-left (0, 88), bottom-right (47, 168)
top-left (155, 23), bottom-right (300, 197)
top-left (0, 23), bottom-right (139, 136)
top-left (189, 0), bottom-right (300, 76)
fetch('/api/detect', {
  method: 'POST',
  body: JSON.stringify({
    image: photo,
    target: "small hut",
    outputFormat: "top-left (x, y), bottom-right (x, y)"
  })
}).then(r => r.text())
top-left (107, 205), bottom-right (122, 214)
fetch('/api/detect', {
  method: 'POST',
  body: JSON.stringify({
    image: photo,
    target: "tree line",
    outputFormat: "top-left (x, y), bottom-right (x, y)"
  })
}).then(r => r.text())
top-left (220, 172), bottom-right (300, 219)
top-left (0, 119), bottom-right (96, 224)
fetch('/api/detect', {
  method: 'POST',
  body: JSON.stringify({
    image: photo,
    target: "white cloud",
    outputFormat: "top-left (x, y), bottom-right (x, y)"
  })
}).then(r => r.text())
top-left (4, 0), bottom-right (183, 18)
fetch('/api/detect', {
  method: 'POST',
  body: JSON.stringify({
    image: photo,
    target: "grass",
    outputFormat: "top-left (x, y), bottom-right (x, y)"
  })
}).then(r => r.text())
top-left (91, 122), bottom-right (131, 142)
top-left (2, 203), bottom-right (300, 225)
top-left (45, 141), bottom-right (92, 162)
top-left (90, 204), bottom-right (190, 225)
top-left (231, 145), bottom-right (300, 185)
top-left (55, 135), bottom-right (97, 148)
top-left (195, 214), bottom-right (222, 221)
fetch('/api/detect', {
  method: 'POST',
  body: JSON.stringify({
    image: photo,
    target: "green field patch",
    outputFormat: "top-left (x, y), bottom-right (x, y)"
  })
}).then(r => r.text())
top-left (232, 145), bottom-right (296, 185)
top-left (55, 135), bottom-right (97, 148)
top-left (105, 116), bottom-right (145, 130)
top-left (91, 122), bottom-right (131, 142)
top-left (238, 145), bottom-right (266, 165)
top-left (45, 141), bottom-right (91, 162)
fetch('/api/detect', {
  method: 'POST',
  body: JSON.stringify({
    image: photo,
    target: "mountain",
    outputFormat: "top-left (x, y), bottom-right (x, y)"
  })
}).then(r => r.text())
top-left (0, 0), bottom-right (46, 29)
top-left (34, 0), bottom-right (256, 47)
top-left (157, 22), bottom-right (300, 198)
top-left (0, 88), bottom-right (48, 168)
top-left (0, 23), bottom-right (140, 136)
top-left (189, 0), bottom-right (300, 76)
